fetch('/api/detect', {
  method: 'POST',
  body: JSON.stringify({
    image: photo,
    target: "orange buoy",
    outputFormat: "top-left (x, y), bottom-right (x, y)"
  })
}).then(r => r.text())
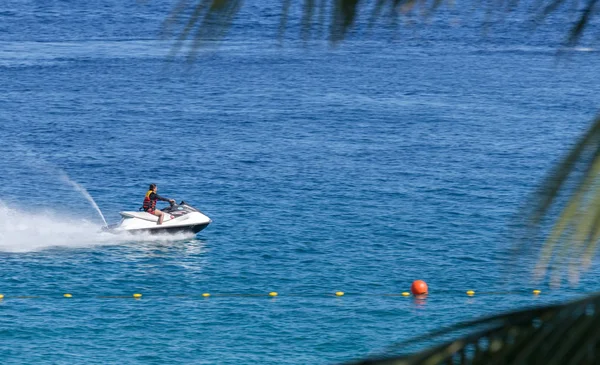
top-left (411, 280), bottom-right (428, 295)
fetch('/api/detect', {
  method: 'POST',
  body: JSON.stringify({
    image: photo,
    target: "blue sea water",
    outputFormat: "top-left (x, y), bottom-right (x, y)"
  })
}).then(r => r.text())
top-left (2, 1), bottom-right (600, 364)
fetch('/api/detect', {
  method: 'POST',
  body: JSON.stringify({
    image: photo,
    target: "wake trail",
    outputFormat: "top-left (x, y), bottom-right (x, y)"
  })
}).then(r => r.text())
top-left (0, 202), bottom-right (195, 253)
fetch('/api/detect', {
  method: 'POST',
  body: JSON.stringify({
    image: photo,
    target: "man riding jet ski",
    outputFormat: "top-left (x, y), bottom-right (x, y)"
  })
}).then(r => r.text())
top-left (103, 184), bottom-right (211, 234)
top-left (143, 183), bottom-right (175, 225)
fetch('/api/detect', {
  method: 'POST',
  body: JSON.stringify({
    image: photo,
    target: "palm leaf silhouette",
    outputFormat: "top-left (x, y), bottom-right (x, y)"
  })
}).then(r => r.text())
top-left (163, 0), bottom-right (599, 59)
top-left (519, 116), bottom-right (600, 284)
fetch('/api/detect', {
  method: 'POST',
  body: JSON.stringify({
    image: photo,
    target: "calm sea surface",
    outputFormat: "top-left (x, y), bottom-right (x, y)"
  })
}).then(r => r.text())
top-left (2, 1), bottom-right (600, 364)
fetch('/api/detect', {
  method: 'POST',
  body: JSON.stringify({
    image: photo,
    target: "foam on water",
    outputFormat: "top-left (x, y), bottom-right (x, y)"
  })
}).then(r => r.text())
top-left (0, 202), bottom-right (196, 253)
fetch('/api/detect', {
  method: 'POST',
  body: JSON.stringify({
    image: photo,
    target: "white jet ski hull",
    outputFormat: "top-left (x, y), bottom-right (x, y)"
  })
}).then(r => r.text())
top-left (105, 203), bottom-right (212, 234)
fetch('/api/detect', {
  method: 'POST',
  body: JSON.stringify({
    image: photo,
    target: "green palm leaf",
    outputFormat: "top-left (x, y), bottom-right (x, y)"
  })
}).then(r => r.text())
top-left (518, 116), bottom-right (600, 283)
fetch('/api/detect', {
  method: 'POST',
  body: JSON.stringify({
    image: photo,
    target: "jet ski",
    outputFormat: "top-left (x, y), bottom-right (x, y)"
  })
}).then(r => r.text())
top-left (103, 201), bottom-right (211, 234)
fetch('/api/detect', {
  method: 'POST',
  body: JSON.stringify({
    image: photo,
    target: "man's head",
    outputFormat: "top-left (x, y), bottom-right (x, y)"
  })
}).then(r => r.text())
top-left (149, 183), bottom-right (157, 192)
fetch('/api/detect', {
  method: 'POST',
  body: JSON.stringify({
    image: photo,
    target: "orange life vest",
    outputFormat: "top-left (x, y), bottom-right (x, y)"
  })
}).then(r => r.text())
top-left (142, 190), bottom-right (156, 212)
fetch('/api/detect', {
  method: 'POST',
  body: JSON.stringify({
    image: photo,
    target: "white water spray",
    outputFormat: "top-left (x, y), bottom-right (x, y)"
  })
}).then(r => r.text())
top-left (59, 174), bottom-right (108, 227)
top-left (12, 144), bottom-right (109, 227)
top-left (0, 202), bottom-right (196, 253)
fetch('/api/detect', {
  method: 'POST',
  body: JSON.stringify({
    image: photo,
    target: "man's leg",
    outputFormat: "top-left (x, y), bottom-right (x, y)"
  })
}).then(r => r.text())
top-left (152, 210), bottom-right (164, 225)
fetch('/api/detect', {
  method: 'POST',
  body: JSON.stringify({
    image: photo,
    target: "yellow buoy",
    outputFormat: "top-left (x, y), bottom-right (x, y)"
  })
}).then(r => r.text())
top-left (0, 294), bottom-right (4, 300)
top-left (335, 291), bottom-right (344, 296)
top-left (64, 293), bottom-right (72, 298)
top-left (269, 292), bottom-right (278, 297)
top-left (402, 292), bottom-right (411, 297)
top-left (133, 293), bottom-right (142, 299)
top-left (466, 290), bottom-right (475, 296)
top-left (202, 293), bottom-right (211, 297)
top-left (533, 290), bottom-right (542, 295)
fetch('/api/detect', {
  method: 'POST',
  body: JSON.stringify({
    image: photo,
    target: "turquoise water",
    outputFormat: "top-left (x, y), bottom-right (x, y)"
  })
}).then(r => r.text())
top-left (2, 2), bottom-right (600, 364)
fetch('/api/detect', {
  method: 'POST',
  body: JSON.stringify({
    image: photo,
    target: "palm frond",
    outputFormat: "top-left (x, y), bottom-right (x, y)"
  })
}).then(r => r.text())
top-left (345, 292), bottom-right (600, 365)
top-left (162, 0), bottom-right (243, 59)
top-left (301, 0), bottom-right (315, 42)
top-left (330, 0), bottom-right (361, 43)
top-left (516, 116), bottom-right (600, 284)
top-left (566, 0), bottom-right (598, 46)
top-left (279, 0), bottom-right (293, 43)
top-left (163, 0), bottom-right (600, 59)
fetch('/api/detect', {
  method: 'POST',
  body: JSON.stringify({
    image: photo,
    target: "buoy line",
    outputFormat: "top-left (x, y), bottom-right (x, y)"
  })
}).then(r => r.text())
top-left (0, 287), bottom-right (545, 300)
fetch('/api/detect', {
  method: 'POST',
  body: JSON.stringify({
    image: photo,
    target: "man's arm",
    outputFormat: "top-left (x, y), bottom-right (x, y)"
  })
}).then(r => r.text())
top-left (150, 192), bottom-right (172, 202)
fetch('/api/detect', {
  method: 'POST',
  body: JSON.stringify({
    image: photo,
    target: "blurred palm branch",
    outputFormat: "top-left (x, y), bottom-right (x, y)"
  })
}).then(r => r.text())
top-left (161, 1), bottom-right (600, 364)
top-left (162, 0), bottom-right (599, 59)
top-left (524, 117), bottom-right (600, 285)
